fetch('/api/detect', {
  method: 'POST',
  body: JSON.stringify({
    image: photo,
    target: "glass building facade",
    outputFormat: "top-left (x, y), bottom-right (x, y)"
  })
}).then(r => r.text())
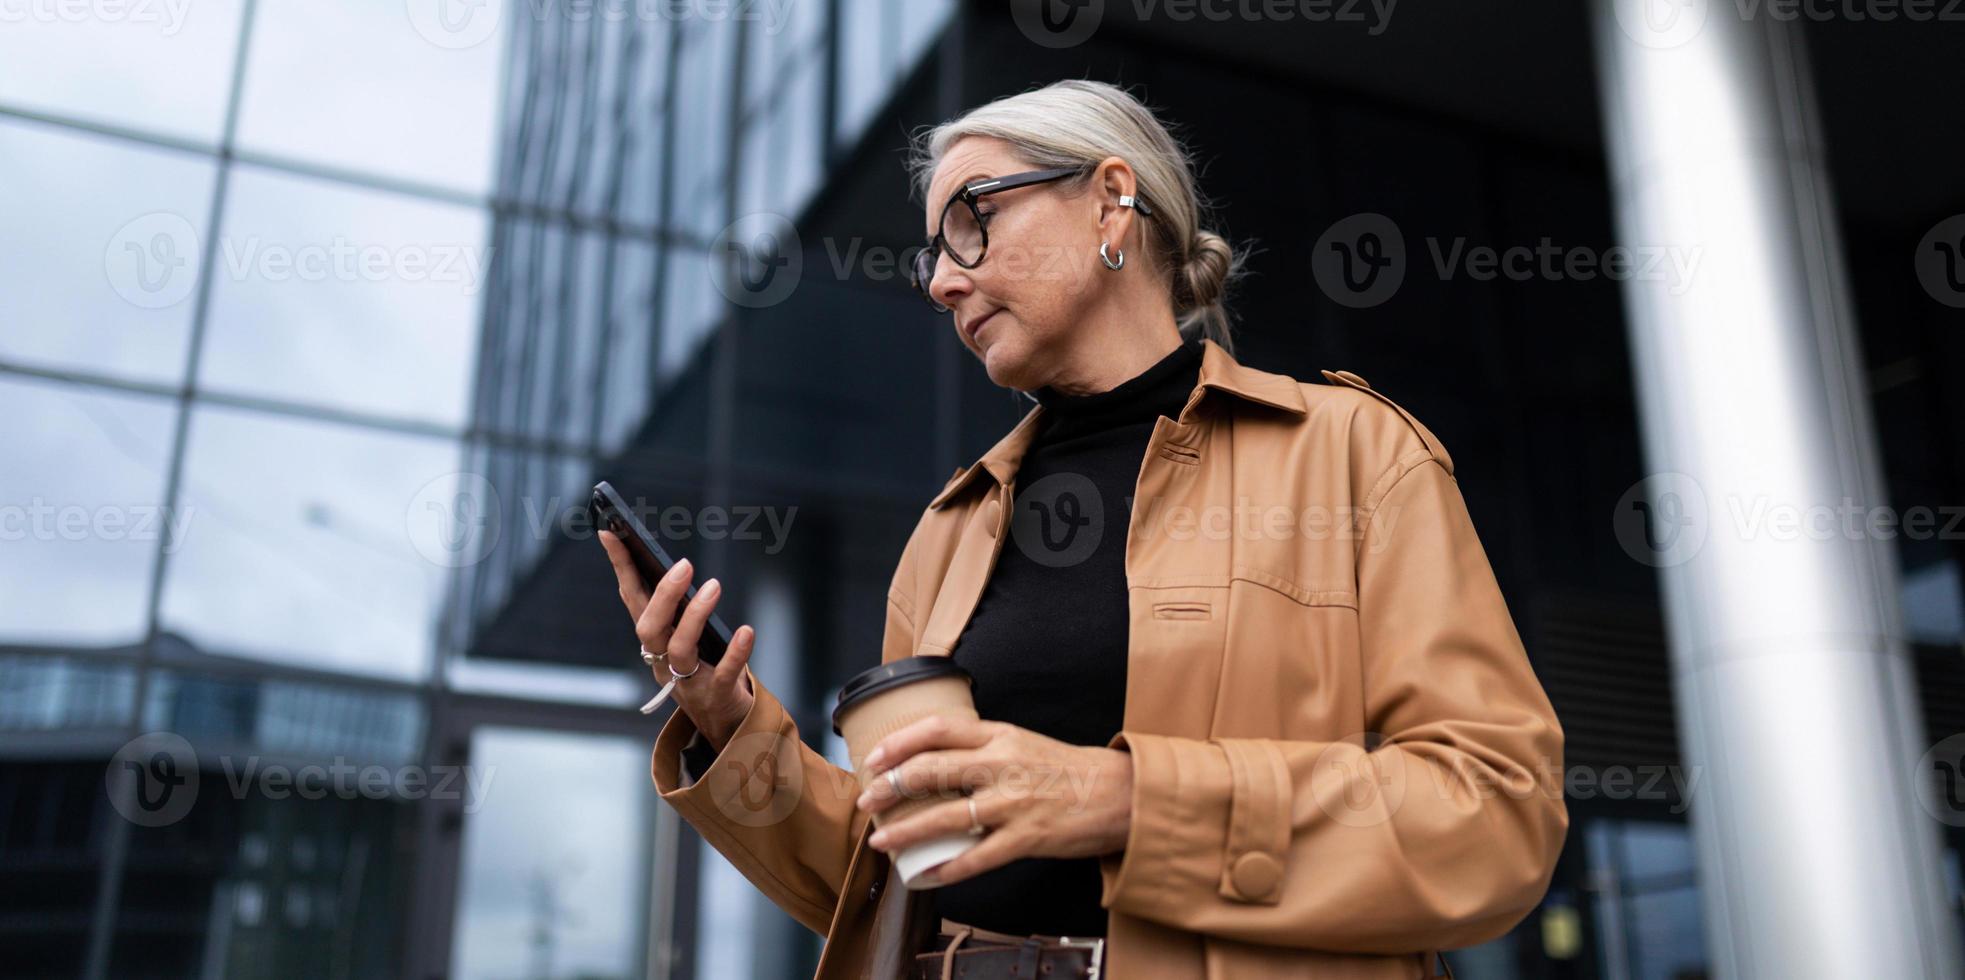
top-left (3, 2), bottom-right (1962, 979)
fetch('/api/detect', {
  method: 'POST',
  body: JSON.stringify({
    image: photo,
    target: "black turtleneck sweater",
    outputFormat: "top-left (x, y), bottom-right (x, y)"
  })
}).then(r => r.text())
top-left (932, 336), bottom-right (1204, 938)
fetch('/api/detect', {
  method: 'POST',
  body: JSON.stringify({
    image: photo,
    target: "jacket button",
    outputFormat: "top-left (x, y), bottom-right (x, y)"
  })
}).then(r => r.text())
top-left (868, 875), bottom-right (883, 902)
top-left (983, 498), bottom-right (1002, 538)
top-left (1230, 852), bottom-right (1283, 900)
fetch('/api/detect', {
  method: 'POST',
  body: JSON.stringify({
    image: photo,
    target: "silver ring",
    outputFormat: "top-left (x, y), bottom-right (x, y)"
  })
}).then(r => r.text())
top-left (639, 645), bottom-right (664, 666)
top-left (885, 767), bottom-right (904, 797)
top-left (966, 796), bottom-right (985, 836)
top-left (669, 658), bottom-right (701, 680)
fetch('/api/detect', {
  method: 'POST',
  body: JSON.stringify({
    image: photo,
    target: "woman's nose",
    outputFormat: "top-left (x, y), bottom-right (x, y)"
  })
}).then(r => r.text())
top-left (928, 252), bottom-right (969, 309)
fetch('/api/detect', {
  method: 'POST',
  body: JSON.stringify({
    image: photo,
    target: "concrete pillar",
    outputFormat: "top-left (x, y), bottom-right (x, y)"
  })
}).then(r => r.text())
top-left (1590, 3), bottom-right (1964, 977)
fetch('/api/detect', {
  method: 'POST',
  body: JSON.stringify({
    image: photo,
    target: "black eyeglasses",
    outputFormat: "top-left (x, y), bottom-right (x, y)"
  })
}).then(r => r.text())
top-left (908, 166), bottom-right (1153, 312)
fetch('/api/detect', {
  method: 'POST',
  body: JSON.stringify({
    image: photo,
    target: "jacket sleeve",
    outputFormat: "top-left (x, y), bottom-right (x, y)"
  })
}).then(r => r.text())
top-left (648, 520), bottom-right (925, 937)
top-left (1096, 456), bottom-right (1568, 952)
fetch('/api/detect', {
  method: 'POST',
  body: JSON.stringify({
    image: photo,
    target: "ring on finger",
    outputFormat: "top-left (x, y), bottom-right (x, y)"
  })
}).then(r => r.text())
top-left (885, 767), bottom-right (904, 797)
top-left (639, 645), bottom-right (664, 666)
top-left (670, 658), bottom-right (702, 680)
top-left (966, 796), bottom-right (985, 837)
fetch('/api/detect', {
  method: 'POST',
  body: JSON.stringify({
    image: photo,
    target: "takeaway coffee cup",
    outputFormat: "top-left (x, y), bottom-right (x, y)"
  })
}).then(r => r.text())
top-left (832, 656), bottom-right (979, 890)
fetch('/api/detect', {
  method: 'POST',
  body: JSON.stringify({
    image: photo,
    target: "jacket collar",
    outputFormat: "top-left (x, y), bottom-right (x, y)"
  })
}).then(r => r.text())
top-left (927, 337), bottom-right (1306, 510)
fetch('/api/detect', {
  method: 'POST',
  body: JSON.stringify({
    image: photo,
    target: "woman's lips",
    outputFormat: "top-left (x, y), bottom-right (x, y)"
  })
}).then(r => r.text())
top-left (966, 310), bottom-right (998, 340)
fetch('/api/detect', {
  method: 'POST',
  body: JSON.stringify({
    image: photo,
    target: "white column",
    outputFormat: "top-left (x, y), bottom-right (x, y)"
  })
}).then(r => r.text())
top-left (1591, 3), bottom-right (1964, 977)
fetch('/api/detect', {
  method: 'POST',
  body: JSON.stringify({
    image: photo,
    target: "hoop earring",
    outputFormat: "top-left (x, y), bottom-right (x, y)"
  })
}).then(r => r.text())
top-left (1099, 241), bottom-right (1125, 271)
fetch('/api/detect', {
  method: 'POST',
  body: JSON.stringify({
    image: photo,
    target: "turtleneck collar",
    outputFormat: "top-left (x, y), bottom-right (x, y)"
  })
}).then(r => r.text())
top-left (1031, 335), bottom-right (1203, 433)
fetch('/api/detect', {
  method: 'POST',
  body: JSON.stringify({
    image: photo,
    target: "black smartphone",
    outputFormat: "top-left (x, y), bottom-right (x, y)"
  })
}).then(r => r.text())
top-left (590, 480), bottom-right (732, 666)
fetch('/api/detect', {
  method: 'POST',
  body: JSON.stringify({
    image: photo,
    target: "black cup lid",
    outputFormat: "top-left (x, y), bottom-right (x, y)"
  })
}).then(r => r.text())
top-left (831, 656), bottom-right (973, 736)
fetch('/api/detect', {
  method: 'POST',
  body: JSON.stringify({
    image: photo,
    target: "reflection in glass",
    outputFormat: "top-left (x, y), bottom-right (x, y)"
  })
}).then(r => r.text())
top-left (157, 405), bottom-right (464, 682)
top-left (1587, 819), bottom-right (1708, 980)
top-left (449, 727), bottom-right (653, 980)
top-left (0, 0), bottom-right (244, 144)
top-left (0, 376), bottom-right (177, 646)
top-left (234, 0), bottom-right (508, 195)
top-left (0, 118), bottom-right (215, 386)
top-left (114, 668), bottom-right (419, 978)
top-left (199, 165), bottom-right (487, 428)
top-left (0, 653), bottom-right (138, 733)
top-left (669, 21), bottom-right (738, 238)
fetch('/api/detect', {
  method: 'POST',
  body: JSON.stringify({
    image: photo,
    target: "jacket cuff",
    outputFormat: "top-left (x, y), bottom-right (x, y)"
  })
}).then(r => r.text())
top-left (652, 664), bottom-right (773, 799)
top-left (1098, 731), bottom-right (1292, 921)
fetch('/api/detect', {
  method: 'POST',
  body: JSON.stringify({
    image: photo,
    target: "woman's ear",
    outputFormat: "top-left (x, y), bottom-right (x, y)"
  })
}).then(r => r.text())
top-left (1092, 155), bottom-right (1139, 242)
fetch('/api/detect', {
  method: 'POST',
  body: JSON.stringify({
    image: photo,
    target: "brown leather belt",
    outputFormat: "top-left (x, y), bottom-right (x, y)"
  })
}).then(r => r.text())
top-left (912, 918), bottom-right (1103, 980)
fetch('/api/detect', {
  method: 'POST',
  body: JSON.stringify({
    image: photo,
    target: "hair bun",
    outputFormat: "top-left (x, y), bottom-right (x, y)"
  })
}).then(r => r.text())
top-left (1180, 230), bottom-right (1233, 311)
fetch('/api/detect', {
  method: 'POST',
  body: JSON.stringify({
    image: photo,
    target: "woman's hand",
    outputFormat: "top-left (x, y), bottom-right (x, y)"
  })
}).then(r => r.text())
top-left (599, 529), bottom-right (756, 752)
top-left (853, 716), bottom-right (1134, 887)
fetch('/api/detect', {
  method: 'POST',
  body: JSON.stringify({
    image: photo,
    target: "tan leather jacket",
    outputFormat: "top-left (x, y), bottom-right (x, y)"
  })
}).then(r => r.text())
top-left (650, 339), bottom-right (1568, 979)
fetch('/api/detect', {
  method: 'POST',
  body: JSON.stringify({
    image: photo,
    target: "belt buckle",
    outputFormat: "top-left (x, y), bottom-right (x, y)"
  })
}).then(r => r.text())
top-left (1051, 936), bottom-right (1104, 980)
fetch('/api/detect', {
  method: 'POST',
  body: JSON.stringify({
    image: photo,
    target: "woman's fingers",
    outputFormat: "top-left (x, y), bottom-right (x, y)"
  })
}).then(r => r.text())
top-left (865, 715), bottom-right (995, 774)
top-left (664, 577), bottom-right (721, 677)
top-left (859, 748), bottom-right (993, 812)
top-left (597, 530), bottom-right (649, 614)
top-left (717, 624), bottom-right (757, 695)
top-left (633, 557), bottom-right (693, 661)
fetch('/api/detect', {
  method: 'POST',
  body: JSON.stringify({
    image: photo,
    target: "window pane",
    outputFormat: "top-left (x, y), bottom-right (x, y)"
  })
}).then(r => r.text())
top-left (199, 166), bottom-right (487, 428)
top-left (234, 0), bottom-right (508, 195)
top-left (449, 727), bottom-right (653, 980)
top-left (0, 118), bottom-right (215, 386)
top-left (112, 669), bottom-right (421, 978)
top-left (0, 0), bottom-right (244, 145)
top-left (157, 405), bottom-right (464, 682)
top-left (0, 376), bottom-right (177, 647)
top-left (669, 20), bottom-right (737, 238)
top-left (600, 237), bottom-right (660, 455)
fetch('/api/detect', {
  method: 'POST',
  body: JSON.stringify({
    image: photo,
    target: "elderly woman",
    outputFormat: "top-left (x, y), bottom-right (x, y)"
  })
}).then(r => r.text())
top-left (599, 79), bottom-right (1567, 980)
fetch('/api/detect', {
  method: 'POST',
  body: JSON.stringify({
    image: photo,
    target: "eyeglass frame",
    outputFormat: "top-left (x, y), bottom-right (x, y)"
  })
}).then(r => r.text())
top-left (908, 165), bottom-right (1155, 312)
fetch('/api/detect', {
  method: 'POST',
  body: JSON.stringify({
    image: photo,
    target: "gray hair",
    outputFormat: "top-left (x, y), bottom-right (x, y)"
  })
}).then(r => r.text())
top-left (907, 79), bottom-right (1243, 353)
